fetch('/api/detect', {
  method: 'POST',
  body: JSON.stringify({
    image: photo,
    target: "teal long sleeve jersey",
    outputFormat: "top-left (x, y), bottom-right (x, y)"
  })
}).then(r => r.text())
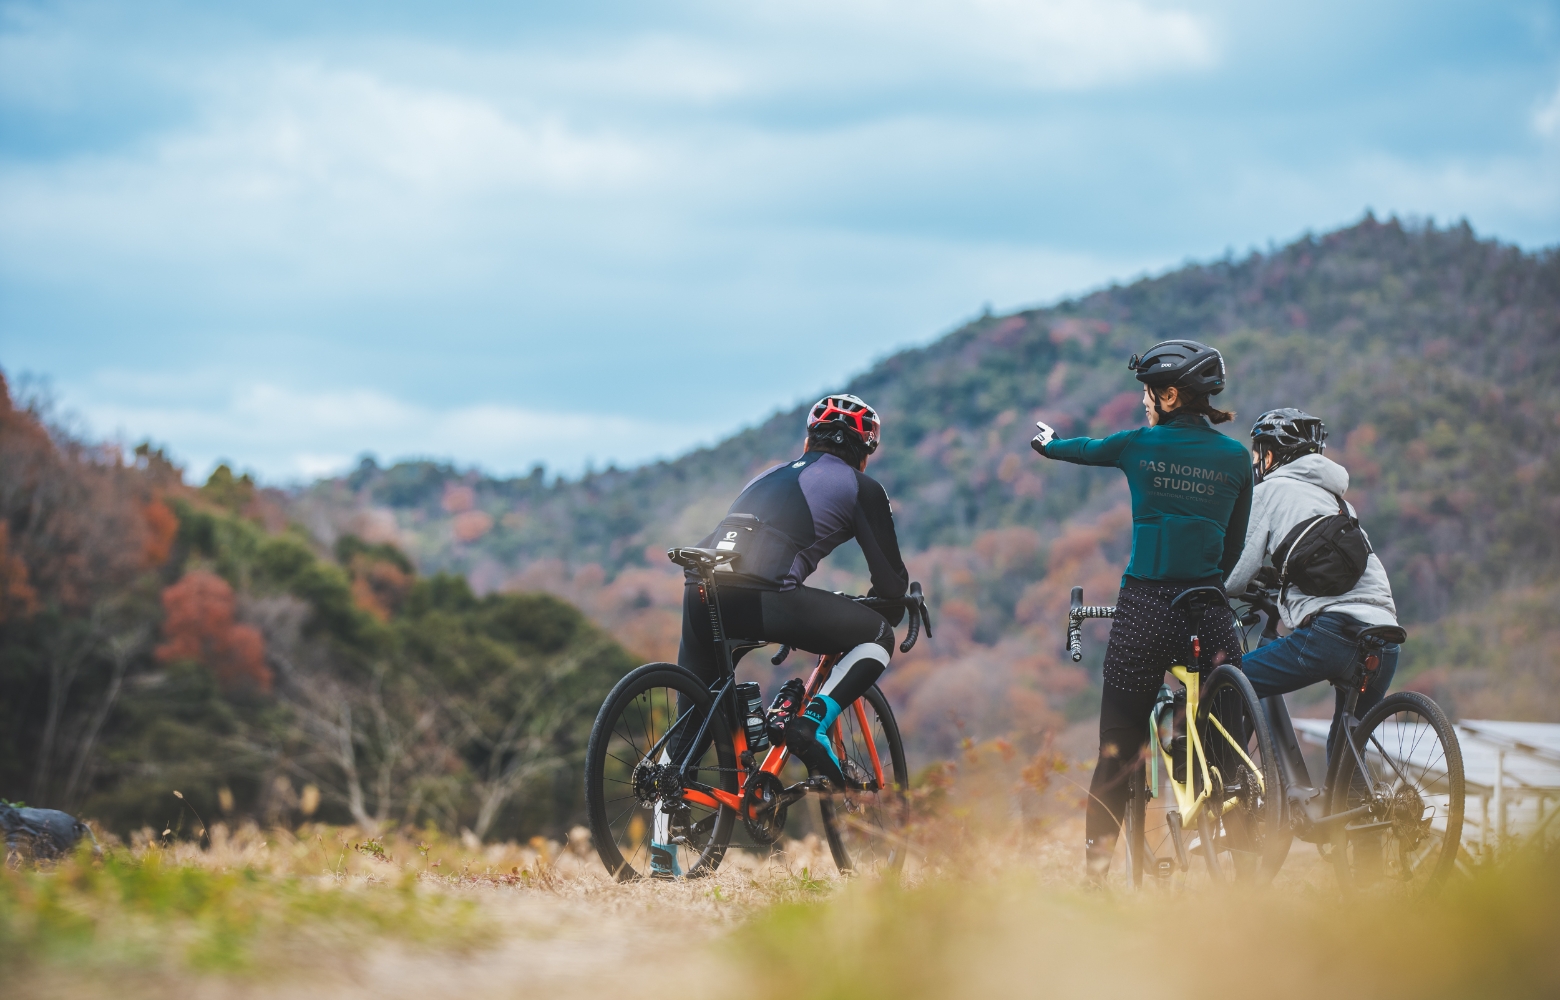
top-left (1038, 411), bottom-right (1254, 583)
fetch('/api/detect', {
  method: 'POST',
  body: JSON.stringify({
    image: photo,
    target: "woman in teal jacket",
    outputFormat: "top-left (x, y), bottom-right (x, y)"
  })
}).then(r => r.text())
top-left (1031, 340), bottom-right (1252, 884)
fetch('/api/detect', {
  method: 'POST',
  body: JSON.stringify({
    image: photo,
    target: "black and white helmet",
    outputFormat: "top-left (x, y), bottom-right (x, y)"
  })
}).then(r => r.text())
top-left (1250, 408), bottom-right (1327, 482)
top-left (1129, 340), bottom-right (1227, 396)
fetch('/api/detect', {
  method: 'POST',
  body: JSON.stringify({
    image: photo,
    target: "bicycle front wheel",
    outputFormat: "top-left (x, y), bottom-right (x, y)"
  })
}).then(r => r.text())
top-left (1329, 691), bottom-right (1465, 897)
top-left (818, 685), bottom-right (910, 875)
top-left (1196, 664), bottom-right (1290, 883)
top-left (1123, 764), bottom-right (1164, 888)
top-left (584, 663), bottom-right (737, 881)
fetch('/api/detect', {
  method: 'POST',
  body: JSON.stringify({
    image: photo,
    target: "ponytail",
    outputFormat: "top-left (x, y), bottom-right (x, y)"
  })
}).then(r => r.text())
top-left (1180, 390), bottom-right (1235, 425)
top-left (1154, 387), bottom-right (1235, 425)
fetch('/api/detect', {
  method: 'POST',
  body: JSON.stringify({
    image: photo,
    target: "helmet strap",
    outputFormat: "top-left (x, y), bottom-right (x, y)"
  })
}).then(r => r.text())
top-left (1150, 387), bottom-right (1174, 420)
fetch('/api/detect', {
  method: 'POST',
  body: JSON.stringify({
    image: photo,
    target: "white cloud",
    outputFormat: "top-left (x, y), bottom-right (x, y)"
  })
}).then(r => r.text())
top-left (1535, 79), bottom-right (1560, 139)
top-left (0, 63), bottom-right (652, 296)
top-left (737, 0), bottom-right (1219, 91)
top-left (71, 379), bottom-right (699, 482)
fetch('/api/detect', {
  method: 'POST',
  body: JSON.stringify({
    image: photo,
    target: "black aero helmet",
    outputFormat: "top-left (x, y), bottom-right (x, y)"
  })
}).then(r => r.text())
top-left (1250, 408), bottom-right (1327, 482)
top-left (1128, 340), bottom-right (1227, 396)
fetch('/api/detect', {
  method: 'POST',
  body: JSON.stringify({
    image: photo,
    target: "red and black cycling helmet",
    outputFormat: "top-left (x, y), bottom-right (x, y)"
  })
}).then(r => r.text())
top-left (1128, 340), bottom-right (1227, 396)
top-left (806, 393), bottom-right (881, 454)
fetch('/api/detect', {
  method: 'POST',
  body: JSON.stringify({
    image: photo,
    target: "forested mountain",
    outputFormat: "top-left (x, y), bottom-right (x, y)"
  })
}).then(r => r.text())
top-left (4, 216), bottom-right (1556, 840)
top-left (299, 216), bottom-right (1560, 742)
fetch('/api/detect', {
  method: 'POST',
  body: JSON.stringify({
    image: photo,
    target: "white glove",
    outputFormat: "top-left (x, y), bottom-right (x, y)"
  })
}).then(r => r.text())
top-left (1031, 421), bottom-right (1056, 455)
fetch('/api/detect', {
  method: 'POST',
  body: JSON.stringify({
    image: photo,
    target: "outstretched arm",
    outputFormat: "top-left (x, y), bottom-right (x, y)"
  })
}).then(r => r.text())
top-left (1032, 425), bottom-right (1138, 467)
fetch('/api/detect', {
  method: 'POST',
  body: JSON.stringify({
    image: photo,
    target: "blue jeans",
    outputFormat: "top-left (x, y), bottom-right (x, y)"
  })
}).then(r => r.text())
top-left (1240, 612), bottom-right (1398, 762)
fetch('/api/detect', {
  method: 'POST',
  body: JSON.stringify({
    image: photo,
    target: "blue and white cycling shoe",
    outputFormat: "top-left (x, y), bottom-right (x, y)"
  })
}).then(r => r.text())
top-left (785, 695), bottom-right (847, 790)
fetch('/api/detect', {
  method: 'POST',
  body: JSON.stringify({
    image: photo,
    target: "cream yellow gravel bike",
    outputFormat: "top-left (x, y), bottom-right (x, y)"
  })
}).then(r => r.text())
top-left (1069, 584), bottom-right (1288, 886)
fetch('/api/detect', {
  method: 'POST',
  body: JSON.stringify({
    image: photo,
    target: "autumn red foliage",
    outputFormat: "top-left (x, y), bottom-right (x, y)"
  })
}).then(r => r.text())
top-left (156, 569), bottom-right (272, 693)
top-left (141, 498), bottom-right (178, 567)
top-left (0, 523), bottom-right (39, 622)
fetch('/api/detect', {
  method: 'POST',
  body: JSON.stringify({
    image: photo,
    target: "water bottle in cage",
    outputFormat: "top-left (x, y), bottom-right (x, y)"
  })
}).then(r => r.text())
top-left (736, 681), bottom-right (769, 752)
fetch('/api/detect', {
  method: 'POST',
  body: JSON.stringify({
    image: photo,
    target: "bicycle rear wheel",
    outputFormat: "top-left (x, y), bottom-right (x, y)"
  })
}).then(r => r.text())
top-left (1329, 691), bottom-right (1464, 897)
top-left (818, 685), bottom-right (910, 875)
top-left (1195, 665), bottom-right (1290, 883)
top-left (584, 663), bottom-right (737, 880)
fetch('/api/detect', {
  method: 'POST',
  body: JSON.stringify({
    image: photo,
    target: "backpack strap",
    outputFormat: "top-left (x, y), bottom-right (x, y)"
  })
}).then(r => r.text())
top-left (1278, 515), bottom-right (1327, 605)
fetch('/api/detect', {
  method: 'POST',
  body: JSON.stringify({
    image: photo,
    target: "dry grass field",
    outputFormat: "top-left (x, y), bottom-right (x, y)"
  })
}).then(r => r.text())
top-left (6, 813), bottom-right (1559, 1000)
top-left (5, 739), bottom-right (1558, 1000)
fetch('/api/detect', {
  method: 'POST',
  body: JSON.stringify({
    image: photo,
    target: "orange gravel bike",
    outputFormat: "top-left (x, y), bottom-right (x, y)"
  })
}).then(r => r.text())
top-left (584, 546), bottom-right (931, 880)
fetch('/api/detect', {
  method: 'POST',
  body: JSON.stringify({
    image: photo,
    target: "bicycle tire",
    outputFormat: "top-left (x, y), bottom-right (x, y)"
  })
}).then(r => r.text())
top-left (1328, 691), bottom-right (1465, 897)
top-left (818, 684), bottom-right (910, 875)
top-left (584, 662), bottom-right (737, 881)
top-left (1195, 664), bottom-right (1290, 883)
top-left (1123, 765), bottom-right (1150, 888)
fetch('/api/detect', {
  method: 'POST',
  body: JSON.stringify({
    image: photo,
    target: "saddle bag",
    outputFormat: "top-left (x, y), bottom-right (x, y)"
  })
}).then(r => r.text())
top-left (708, 513), bottom-right (801, 585)
top-left (1270, 489), bottom-right (1373, 600)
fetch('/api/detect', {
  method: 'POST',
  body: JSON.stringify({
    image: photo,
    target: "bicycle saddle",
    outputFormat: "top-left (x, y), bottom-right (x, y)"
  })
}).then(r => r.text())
top-left (1170, 585), bottom-right (1227, 615)
top-left (666, 546), bottom-right (740, 571)
top-left (1357, 624), bottom-right (1407, 646)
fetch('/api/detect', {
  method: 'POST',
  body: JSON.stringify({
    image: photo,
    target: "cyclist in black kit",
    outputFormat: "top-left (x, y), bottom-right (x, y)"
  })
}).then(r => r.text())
top-left (649, 394), bottom-right (907, 873)
top-left (673, 394), bottom-right (907, 805)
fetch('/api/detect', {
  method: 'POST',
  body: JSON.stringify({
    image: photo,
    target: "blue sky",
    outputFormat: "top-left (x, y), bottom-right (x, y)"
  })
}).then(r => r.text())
top-left (2, 0), bottom-right (1557, 482)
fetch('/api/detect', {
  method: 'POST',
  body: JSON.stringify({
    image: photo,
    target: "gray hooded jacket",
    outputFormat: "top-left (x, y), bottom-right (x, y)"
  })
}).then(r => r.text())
top-left (1224, 453), bottom-right (1397, 630)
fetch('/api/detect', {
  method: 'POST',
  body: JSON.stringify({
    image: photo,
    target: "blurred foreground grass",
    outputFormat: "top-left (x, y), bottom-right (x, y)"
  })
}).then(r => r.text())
top-left (734, 846), bottom-right (1560, 1000)
top-left (0, 826), bottom-right (498, 976)
top-left (5, 816), bottom-right (1558, 1000)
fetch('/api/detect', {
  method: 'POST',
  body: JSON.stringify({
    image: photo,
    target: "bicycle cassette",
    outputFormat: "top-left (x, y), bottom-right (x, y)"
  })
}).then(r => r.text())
top-left (741, 771), bottom-right (789, 845)
top-left (631, 759), bottom-right (681, 808)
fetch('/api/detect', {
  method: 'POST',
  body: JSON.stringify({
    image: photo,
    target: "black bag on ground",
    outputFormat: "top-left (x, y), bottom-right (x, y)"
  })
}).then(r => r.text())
top-left (1270, 490), bottom-right (1373, 600)
top-left (2, 804), bottom-right (95, 861)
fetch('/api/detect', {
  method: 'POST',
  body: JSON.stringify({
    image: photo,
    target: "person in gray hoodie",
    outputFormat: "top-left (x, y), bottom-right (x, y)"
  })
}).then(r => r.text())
top-left (1224, 408), bottom-right (1400, 758)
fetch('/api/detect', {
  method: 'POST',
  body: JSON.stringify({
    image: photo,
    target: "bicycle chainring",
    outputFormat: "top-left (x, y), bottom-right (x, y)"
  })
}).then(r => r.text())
top-left (741, 771), bottom-right (789, 845)
top-left (1207, 765), bottom-right (1225, 809)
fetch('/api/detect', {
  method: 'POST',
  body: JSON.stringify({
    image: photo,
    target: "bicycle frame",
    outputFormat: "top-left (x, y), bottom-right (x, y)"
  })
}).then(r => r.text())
top-left (1067, 586), bottom-right (1265, 837)
top-left (1234, 587), bottom-right (1406, 835)
top-left (677, 651), bottom-right (888, 816)
top-left (651, 545), bottom-right (927, 835)
top-left (1149, 664), bottom-right (1267, 831)
top-left (662, 577), bottom-right (891, 821)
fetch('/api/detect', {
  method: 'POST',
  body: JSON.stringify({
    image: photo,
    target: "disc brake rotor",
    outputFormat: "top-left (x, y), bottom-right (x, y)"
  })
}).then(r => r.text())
top-left (631, 758), bottom-right (663, 809)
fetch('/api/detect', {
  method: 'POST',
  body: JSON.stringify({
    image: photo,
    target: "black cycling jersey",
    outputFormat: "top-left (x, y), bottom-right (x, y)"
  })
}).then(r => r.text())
top-left (689, 450), bottom-right (909, 599)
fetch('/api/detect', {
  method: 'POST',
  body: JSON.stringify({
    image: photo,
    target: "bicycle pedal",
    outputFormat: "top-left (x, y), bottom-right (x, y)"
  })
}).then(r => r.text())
top-left (841, 757), bottom-right (875, 791)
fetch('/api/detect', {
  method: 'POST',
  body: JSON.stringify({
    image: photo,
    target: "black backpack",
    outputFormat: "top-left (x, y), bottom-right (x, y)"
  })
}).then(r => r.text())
top-left (1270, 490), bottom-right (1373, 600)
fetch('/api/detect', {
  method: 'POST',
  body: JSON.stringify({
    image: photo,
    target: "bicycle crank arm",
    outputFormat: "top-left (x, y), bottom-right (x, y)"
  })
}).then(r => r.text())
top-left (1165, 810), bottom-right (1191, 871)
top-left (780, 776), bottom-right (835, 802)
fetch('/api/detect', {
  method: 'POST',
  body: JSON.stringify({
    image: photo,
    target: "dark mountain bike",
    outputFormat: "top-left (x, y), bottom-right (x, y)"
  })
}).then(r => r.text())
top-left (1234, 586), bottom-right (1466, 896)
top-left (1068, 585), bottom-right (1288, 887)
top-left (583, 546), bottom-right (931, 880)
